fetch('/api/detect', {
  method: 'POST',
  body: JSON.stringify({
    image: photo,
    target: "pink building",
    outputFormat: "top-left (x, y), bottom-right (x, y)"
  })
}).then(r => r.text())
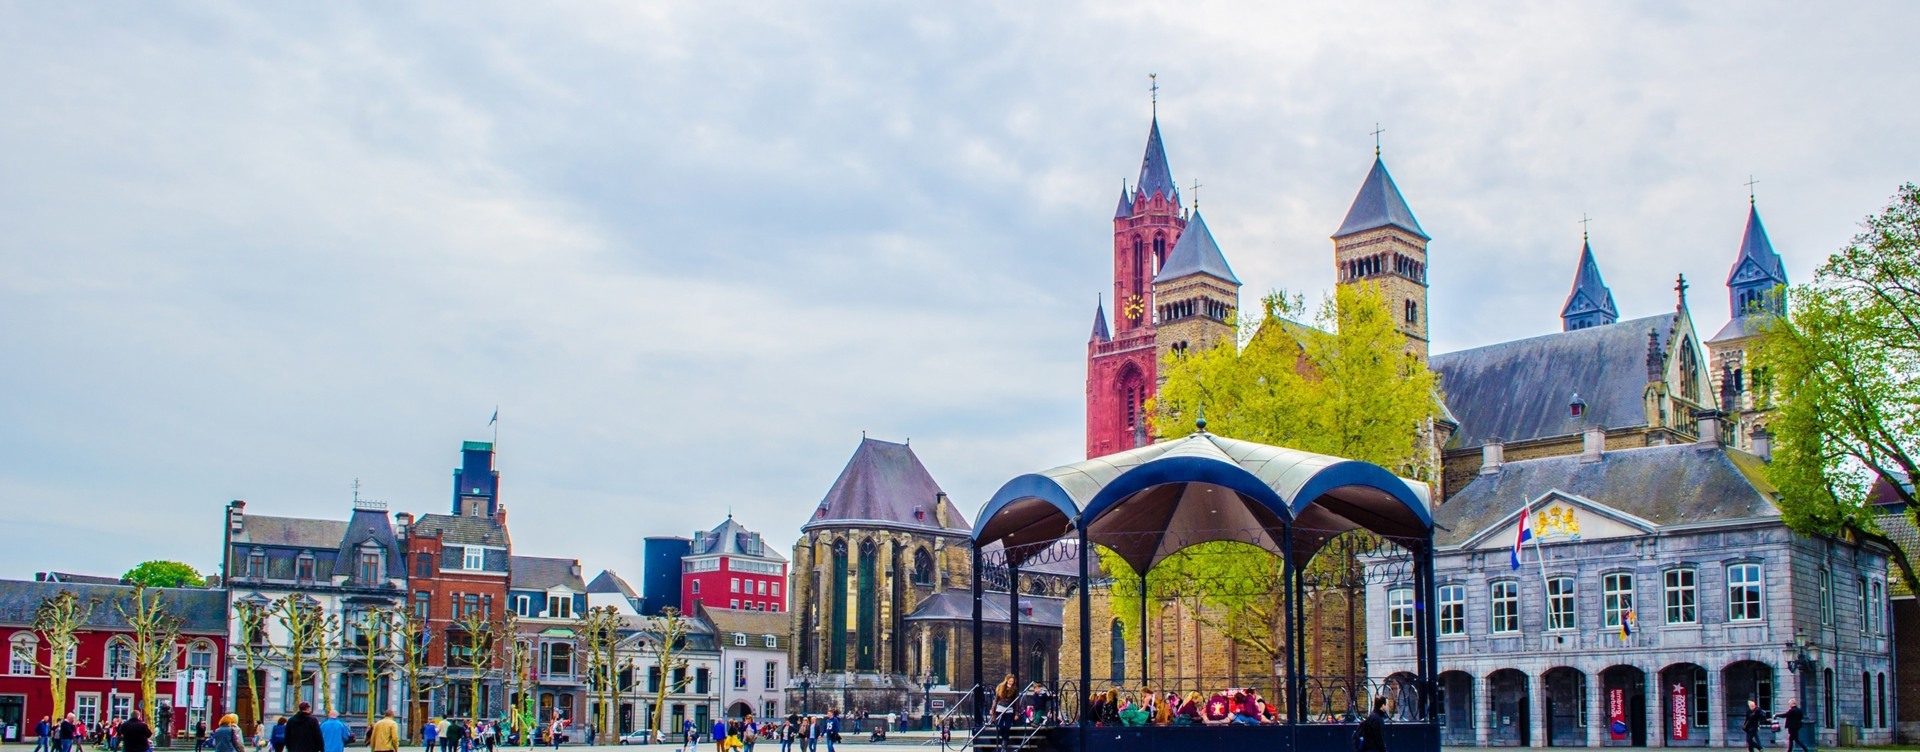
top-left (681, 516), bottom-right (787, 613)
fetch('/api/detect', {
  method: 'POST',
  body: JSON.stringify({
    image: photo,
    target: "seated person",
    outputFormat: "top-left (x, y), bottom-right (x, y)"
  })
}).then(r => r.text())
top-left (1203, 693), bottom-right (1233, 725)
top-left (1174, 692), bottom-right (1203, 726)
top-left (1229, 691), bottom-right (1262, 725)
top-left (1098, 689), bottom-right (1122, 726)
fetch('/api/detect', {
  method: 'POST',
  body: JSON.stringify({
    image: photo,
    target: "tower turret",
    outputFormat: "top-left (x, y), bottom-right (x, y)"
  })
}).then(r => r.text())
top-left (1333, 154), bottom-right (1431, 361)
top-left (1727, 203), bottom-right (1788, 318)
top-left (1561, 239), bottom-right (1619, 331)
top-left (1152, 211), bottom-right (1240, 369)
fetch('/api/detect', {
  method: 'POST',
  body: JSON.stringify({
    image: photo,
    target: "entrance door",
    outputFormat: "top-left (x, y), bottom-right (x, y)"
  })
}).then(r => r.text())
top-left (1545, 668), bottom-right (1587, 746)
top-left (0, 695), bottom-right (24, 741)
top-left (1600, 666), bottom-right (1647, 747)
top-left (1490, 670), bottom-right (1530, 747)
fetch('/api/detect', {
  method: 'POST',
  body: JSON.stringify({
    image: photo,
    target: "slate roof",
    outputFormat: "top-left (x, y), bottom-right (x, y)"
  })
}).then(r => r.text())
top-left (1436, 442), bottom-right (1779, 548)
top-left (804, 438), bottom-right (970, 534)
top-left (41, 573), bottom-right (123, 585)
top-left (1728, 205), bottom-right (1788, 287)
top-left (1432, 313), bottom-right (1674, 448)
top-left (1153, 210), bottom-right (1239, 286)
top-left (1090, 299), bottom-right (1111, 343)
top-left (240, 515), bottom-right (349, 548)
top-left (334, 506), bottom-right (403, 578)
top-left (904, 590), bottom-right (1066, 628)
top-left (699, 606), bottom-right (791, 648)
top-left (691, 516), bottom-right (787, 562)
top-left (1334, 157), bottom-right (1428, 240)
top-left (411, 514), bottom-right (510, 547)
top-left (0, 580), bottom-right (228, 632)
top-left (586, 570), bottom-right (637, 598)
top-left (1708, 315), bottom-right (1758, 344)
top-left (1134, 119), bottom-right (1179, 205)
top-left (511, 555), bottom-right (585, 592)
top-left (1560, 241), bottom-right (1619, 323)
top-left (1113, 183), bottom-right (1133, 219)
top-left (1876, 512), bottom-right (1919, 597)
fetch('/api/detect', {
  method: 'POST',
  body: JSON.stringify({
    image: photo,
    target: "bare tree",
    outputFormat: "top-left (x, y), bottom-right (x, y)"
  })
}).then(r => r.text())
top-left (393, 611), bottom-right (443, 738)
top-left (313, 613), bottom-right (344, 715)
top-left (232, 600), bottom-right (273, 729)
top-left (451, 607), bottom-right (502, 719)
top-left (573, 606), bottom-right (623, 740)
top-left (356, 607), bottom-right (403, 730)
top-left (639, 608), bottom-right (695, 740)
top-left (499, 613), bottom-right (534, 742)
top-left (270, 595), bottom-right (332, 713)
top-left (34, 590), bottom-right (97, 720)
top-left (119, 586), bottom-right (184, 724)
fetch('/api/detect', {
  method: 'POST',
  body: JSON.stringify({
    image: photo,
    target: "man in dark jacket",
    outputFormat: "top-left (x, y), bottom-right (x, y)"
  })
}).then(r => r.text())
top-left (1744, 700), bottom-right (1768, 752)
top-left (119, 713), bottom-right (153, 752)
top-left (1782, 699), bottom-right (1810, 752)
top-left (1358, 697), bottom-right (1389, 752)
top-left (283, 703), bottom-right (324, 752)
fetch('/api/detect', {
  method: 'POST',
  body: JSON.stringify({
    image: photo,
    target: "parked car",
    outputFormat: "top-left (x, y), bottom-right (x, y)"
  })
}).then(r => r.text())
top-left (618, 730), bottom-right (655, 745)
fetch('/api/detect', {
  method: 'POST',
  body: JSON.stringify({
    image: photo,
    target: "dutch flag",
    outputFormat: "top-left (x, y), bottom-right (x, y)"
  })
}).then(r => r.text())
top-left (1511, 502), bottom-right (1534, 570)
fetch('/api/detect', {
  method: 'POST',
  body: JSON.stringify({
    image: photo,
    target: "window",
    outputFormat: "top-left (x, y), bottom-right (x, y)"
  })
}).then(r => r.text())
top-left (295, 554), bottom-right (316, 581)
top-left (730, 600), bottom-right (739, 609)
top-left (648, 666), bottom-right (662, 693)
top-left (1820, 568), bottom-right (1834, 624)
top-left (1863, 672), bottom-right (1872, 728)
top-left (107, 640), bottom-right (134, 679)
top-left (1547, 577), bottom-right (1575, 631)
top-left (1823, 668), bottom-right (1835, 727)
top-left (1602, 573), bottom-right (1634, 629)
top-left (695, 667), bottom-right (710, 694)
top-left (463, 594), bottom-right (480, 619)
top-left (764, 635), bottom-right (777, 648)
top-left (758, 581), bottom-right (768, 596)
top-left (764, 662), bottom-right (778, 690)
top-left (463, 547), bottom-right (483, 571)
top-left (1858, 577), bottom-right (1869, 632)
top-left (9, 634), bottom-right (35, 675)
top-left (74, 693), bottom-right (99, 725)
top-left (543, 642), bottom-right (573, 677)
top-left (911, 549), bottom-right (935, 587)
top-left (547, 595), bottom-right (573, 620)
top-left (772, 583), bottom-right (780, 598)
top-left (1108, 619), bottom-right (1125, 683)
top-left (109, 694), bottom-right (132, 721)
top-left (691, 581), bottom-right (701, 595)
top-left (1438, 585), bottom-right (1465, 636)
top-left (1728, 563), bottom-right (1763, 621)
top-left (733, 633), bottom-right (747, 647)
top-left (1490, 581), bottom-right (1519, 634)
top-left (731, 578), bottom-right (740, 593)
top-left (1870, 580), bottom-right (1885, 634)
top-left (1664, 569), bottom-right (1697, 624)
top-left (188, 643), bottom-right (215, 675)
top-left (1879, 673), bottom-right (1888, 728)
top-left (246, 550), bottom-right (266, 579)
top-left (764, 700), bottom-right (777, 719)
top-left (358, 551), bottom-right (382, 583)
top-left (63, 645), bottom-right (75, 677)
top-left (514, 595), bottom-right (532, 618)
top-left (733, 659), bottom-right (747, 689)
top-left (413, 591), bottom-right (430, 619)
top-left (1387, 588), bottom-right (1415, 639)
top-left (415, 553), bottom-right (433, 578)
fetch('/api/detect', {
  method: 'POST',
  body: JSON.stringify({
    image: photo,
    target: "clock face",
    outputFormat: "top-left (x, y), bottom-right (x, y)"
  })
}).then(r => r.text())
top-left (1125, 294), bottom-right (1145, 321)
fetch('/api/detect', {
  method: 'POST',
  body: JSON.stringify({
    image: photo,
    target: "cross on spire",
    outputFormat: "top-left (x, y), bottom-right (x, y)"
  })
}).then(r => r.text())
top-left (1745, 175), bottom-right (1761, 205)
top-left (1149, 73), bottom-right (1159, 118)
top-left (1579, 213), bottom-right (1592, 241)
top-left (1191, 178), bottom-right (1203, 211)
top-left (1371, 123), bottom-right (1386, 157)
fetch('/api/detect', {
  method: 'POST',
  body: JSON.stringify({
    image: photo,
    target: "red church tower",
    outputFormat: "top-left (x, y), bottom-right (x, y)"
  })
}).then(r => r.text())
top-left (1086, 116), bottom-right (1187, 458)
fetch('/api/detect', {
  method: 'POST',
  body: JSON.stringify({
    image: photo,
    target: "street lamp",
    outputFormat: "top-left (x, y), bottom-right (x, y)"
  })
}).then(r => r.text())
top-left (796, 666), bottom-right (817, 716)
top-left (917, 673), bottom-right (935, 731)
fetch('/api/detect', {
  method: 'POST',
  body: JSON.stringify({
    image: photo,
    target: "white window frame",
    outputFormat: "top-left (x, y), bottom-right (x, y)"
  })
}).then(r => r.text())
top-left (691, 580), bottom-right (701, 594)
top-left (188, 642), bottom-right (215, 676)
top-left (1490, 581), bottom-right (1519, 634)
top-left (107, 638), bottom-right (135, 679)
top-left (730, 599), bottom-right (739, 609)
top-left (1664, 568), bottom-right (1697, 624)
top-left (1728, 563), bottom-right (1763, 622)
top-left (764, 662), bottom-right (778, 690)
top-left (772, 583), bottom-right (780, 598)
top-left (1602, 572), bottom-right (1634, 629)
top-left (9, 634), bottom-right (36, 676)
top-left (109, 693), bottom-right (133, 721)
top-left (463, 547), bottom-right (484, 571)
top-left (1437, 584), bottom-right (1465, 637)
top-left (730, 578), bottom-right (739, 593)
top-left (763, 635), bottom-right (777, 649)
top-left (1387, 588), bottom-right (1415, 639)
top-left (513, 595), bottom-right (532, 617)
top-left (74, 692), bottom-right (100, 725)
top-left (733, 659), bottom-right (747, 689)
top-left (547, 595), bottom-right (573, 620)
top-left (1870, 580), bottom-right (1885, 634)
top-left (733, 633), bottom-right (746, 647)
top-left (1820, 567), bottom-right (1834, 624)
top-left (1547, 576), bottom-right (1576, 631)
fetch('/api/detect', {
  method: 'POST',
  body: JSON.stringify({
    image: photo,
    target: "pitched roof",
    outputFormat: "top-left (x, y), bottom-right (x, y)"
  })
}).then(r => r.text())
top-left (699, 606), bottom-right (791, 647)
top-left (239, 515), bottom-right (350, 549)
top-left (1432, 313), bottom-right (1675, 448)
top-left (1435, 443), bottom-right (1779, 548)
top-left (0, 580), bottom-right (228, 633)
top-left (1090, 299), bottom-right (1111, 343)
top-left (1560, 241), bottom-right (1619, 323)
top-left (510, 555), bottom-right (585, 592)
top-left (1333, 157), bottom-right (1428, 240)
top-left (904, 590), bottom-right (1065, 628)
top-left (334, 506), bottom-right (403, 578)
top-left (41, 573), bottom-right (124, 585)
top-left (586, 570), bottom-right (637, 598)
top-left (1728, 204), bottom-right (1788, 288)
top-left (690, 516), bottom-right (787, 562)
top-left (804, 438), bottom-right (969, 534)
top-left (411, 514), bottom-right (510, 546)
top-left (1113, 183), bottom-right (1133, 219)
top-left (1134, 118), bottom-right (1178, 204)
top-left (1153, 210), bottom-right (1239, 286)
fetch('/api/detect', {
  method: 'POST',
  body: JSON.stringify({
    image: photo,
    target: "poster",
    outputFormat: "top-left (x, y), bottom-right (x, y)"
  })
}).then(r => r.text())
top-left (174, 676), bottom-right (189, 708)
top-left (1609, 688), bottom-right (1627, 740)
top-left (1669, 682), bottom-right (1690, 741)
top-left (190, 669), bottom-right (208, 710)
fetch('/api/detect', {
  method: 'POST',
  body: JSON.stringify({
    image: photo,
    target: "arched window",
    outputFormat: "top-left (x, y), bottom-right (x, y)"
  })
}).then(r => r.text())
top-left (1108, 619), bottom-right (1125, 684)
top-left (9, 633), bottom-right (36, 676)
top-left (1678, 337), bottom-right (1700, 402)
top-left (1154, 234), bottom-right (1166, 271)
top-left (911, 549), bottom-right (934, 587)
top-left (1823, 668), bottom-right (1835, 727)
top-left (106, 638), bottom-right (134, 679)
top-left (856, 539), bottom-right (879, 671)
top-left (1131, 237), bottom-right (1144, 294)
top-left (829, 540), bottom-right (849, 670)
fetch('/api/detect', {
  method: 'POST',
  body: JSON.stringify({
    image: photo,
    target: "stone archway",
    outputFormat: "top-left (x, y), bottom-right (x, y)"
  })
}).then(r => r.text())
top-left (1599, 665), bottom-right (1647, 747)
top-left (1543, 667), bottom-right (1587, 746)
top-left (1489, 669), bottom-right (1530, 747)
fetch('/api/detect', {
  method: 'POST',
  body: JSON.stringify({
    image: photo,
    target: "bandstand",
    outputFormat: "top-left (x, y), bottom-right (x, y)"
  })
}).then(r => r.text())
top-left (965, 428), bottom-right (1440, 752)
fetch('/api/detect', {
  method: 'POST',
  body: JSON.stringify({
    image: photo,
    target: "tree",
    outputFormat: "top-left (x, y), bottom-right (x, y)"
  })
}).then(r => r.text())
top-left (393, 611), bottom-right (443, 738)
top-left (34, 590), bottom-right (97, 720)
top-left (354, 607), bottom-right (403, 731)
top-left (451, 607), bottom-right (503, 719)
top-left (119, 586), bottom-right (184, 724)
top-left (232, 600), bottom-right (273, 729)
top-left (500, 613), bottom-right (534, 742)
top-left (573, 606), bottom-right (624, 739)
top-left (639, 608), bottom-right (695, 739)
top-left (270, 595), bottom-right (335, 713)
top-left (122, 561), bottom-right (206, 589)
top-left (1752, 183), bottom-right (1920, 592)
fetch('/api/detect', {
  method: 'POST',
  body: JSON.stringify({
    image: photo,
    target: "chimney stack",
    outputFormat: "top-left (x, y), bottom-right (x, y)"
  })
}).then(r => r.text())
top-left (1750, 426), bottom-right (1772, 461)
top-left (1581, 426), bottom-right (1607, 463)
top-left (1694, 409), bottom-right (1724, 446)
top-left (394, 512), bottom-right (413, 538)
top-left (1480, 440), bottom-right (1504, 475)
top-left (228, 500), bottom-right (247, 536)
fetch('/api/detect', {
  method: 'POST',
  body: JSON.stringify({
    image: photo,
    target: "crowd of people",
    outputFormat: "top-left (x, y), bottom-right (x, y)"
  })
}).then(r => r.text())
top-left (683, 709), bottom-right (843, 752)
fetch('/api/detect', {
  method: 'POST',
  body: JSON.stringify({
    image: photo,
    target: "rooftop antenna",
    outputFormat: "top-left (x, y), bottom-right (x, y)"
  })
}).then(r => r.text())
top-left (1371, 123), bottom-right (1386, 157)
top-left (1745, 175), bottom-right (1761, 206)
top-left (1149, 73), bottom-right (1158, 118)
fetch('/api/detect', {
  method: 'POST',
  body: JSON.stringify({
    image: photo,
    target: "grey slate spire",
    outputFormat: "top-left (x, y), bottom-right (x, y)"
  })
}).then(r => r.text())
top-left (1560, 240), bottom-right (1620, 331)
top-left (1091, 297), bottom-right (1111, 343)
top-left (1726, 204), bottom-right (1789, 318)
top-left (1334, 157), bottom-right (1428, 240)
top-left (1135, 118), bottom-right (1179, 206)
top-left (1113, 181), bottom-right (1133, 219)
top-left (1153, 210), bottom-right (1239, 285)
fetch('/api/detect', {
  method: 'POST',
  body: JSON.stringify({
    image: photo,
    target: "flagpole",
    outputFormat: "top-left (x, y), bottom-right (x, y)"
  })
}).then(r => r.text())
top-left (1535, 524), bottom-right (1553, 629)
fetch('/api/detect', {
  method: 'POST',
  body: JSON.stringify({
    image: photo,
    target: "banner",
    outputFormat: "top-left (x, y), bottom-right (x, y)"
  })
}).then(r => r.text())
top-left (1669, 682), bottom-right (1690, 741)
top-left (1609, 688), bottom-right (1627, 740)
top-left (174, 676), bottom-right (189, 708)
top-left (190, 669), bottom-right (208, 710)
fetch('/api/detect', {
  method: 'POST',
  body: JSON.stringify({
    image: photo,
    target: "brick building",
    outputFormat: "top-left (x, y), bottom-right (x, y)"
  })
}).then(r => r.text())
top-left (399, 440), bottom-right (513, 721)
top-left (682, 516), bottom-right (787, 614)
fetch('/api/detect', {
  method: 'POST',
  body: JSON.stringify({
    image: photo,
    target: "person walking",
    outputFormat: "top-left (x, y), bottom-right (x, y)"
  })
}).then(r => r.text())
top-left (1357, 698), bottom-right (1389, 752)
top-left (36, 717), bottom-right (52, 752)
top-left (369, 711), bottom-right (399, 752)
top-left (1782, 699), bottom-right (1811, 752)
top-left (482, 722), bottom-right (496, 752)
top-left (318, 712), bottom-right (348, 752)
top-left (821, 712), bottom-right (839, 752)
top-left (282, 704), bottom-right (322, 752)
top-left (709, 718), bottom-right (726, 752)
top-left (208, 715), bottom-right (244, 752)
top-left (195, 721), bottom-right (210, 752)
top-left (269, 718), bottom-right (288, 752)
top-left (252, 720), bottom-right (267, 752)
top-left (58, 714), bottom-right (79, 752)
top-left (73, 718), bottom-right (88, 752)
top-left (443, 721), bottom-right (467, 752)
top-left (421, 719), bottom-right (438, 752)
top-left (119, 713), bottom-right (152, 752)
top-left (1744, 700), bottom-right (1768, 752)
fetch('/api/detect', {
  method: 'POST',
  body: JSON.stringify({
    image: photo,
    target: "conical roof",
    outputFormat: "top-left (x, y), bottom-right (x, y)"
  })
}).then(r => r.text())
top-left (1153, 210), bottom-right (1239, 285)
top-left (1113, 183), bottom-right (1133, 219)
top-left (1135, 118), bottom-right (1179, 205)
top-left (804, 437), bottom-right (970, 534)
top-left (1727, 205), bottom-right (1787, 287)
top-left (1560, 241), bottom-right (1619, 321)
top-left (1090, 299), bottom-right (1111, 343)
top-left (1334, 157), bottom-right (1428, 240)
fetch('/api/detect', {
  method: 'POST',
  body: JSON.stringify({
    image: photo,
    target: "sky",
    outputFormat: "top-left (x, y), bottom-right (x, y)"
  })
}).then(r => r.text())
top-left (2, 1), bottom-right (1916, 583)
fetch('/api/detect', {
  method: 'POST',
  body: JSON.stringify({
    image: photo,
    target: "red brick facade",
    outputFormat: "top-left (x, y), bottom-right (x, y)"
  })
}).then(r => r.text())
top-left (1087, 157), bottom-right (1187, 459)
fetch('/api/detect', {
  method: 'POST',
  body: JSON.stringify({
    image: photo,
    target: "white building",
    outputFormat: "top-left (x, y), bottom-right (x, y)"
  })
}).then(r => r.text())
top-left (700, 606), bottom-right (790, 721)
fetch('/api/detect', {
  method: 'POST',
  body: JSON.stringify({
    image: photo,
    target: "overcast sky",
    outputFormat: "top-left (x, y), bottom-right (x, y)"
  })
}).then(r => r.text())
top-left (2, 2), bottom-right (1916, 582)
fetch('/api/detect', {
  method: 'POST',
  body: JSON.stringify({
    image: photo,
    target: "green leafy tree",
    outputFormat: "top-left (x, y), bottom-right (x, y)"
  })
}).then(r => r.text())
top-left (1752, 183), bottom-right (1920, 592)
top-left (123, 561), bottom-right (205, 589)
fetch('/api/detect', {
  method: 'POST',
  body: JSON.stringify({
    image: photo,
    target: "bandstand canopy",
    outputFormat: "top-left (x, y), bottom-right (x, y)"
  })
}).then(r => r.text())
top-left (972, 431), bottom-right (1433, 574)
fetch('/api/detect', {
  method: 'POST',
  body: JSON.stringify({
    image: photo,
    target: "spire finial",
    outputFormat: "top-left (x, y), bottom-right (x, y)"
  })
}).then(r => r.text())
top-left (1371, 123), bottom-right (1385, 157)
top-left (1675, 273), bottom-right (1690, 307)
top-left (1195, 402), bottom-right (1207, 433)
top-left (1191, 178), bottom-right (1202, 212)
top-left (352, 478), bottom-right (361, 503)
top-left (1745, 175), bottom-right (1760, 206)
top-left (1149, 73), bottom-right (1158, 118)
top-left (1579, 213), bottom-right (1592, 242)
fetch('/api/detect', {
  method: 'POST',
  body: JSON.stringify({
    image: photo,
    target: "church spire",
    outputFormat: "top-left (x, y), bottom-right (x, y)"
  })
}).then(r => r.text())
top-left (1090, 296), bottom-right (1112, 343)
top-left (1727, 203), bottom-right (1788, 318)
top-left (1155, 210), bottom-right (1239, 286)
top-left (1135, 118), bottom-right (1179, 206)
top-left (1333, 156), bottom-right (1427, 240)
top-left (1560, 239), bottom-right (1619, 331)
top-left (1113, 181), bottom-right (1133, 219)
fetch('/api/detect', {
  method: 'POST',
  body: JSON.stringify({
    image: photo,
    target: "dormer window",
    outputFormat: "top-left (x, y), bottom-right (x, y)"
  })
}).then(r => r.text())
top-left (295, 553), bottom-right (316, 582)
top-left (463, 547), bottom-right (483, 571)
top-left (733, 633), bottom-right (747, 647)
top-left (245, 550), bottom-right (266, 579)
top-left (764, 635), bottom-right (776, 648)
top-left (547, 594), bottom-right (573, 620)
top-left (358, 550), bottom-right (382, 584)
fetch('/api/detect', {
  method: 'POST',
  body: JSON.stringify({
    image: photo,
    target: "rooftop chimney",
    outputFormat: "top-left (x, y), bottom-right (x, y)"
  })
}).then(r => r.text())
top-left (935, 493), bottom-right (950, 528)
top-left (1480, 440), bottom-right (1504, 475)
top-left (1750, 426), bottom-right (1772, 462)
top-left (1694, 409), bottom-right (1724, 446)
top-left (228, 500), bottom-right (247, 536)
top-left (394, 512), bottom-right (414, 538)
top-left (1581, 426), bottom-right (1606, 463)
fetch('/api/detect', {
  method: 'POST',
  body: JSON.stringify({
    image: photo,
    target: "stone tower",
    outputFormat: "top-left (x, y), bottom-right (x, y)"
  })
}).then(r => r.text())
top-left (1332, 154), bottom-right (1430, 362)
top-left (1560, 239), bottom-right (1620, 331)
top-left (1706, 201), bottom-right (1789, 451)
top-left (1087, 116), bottom-right (1189, 458)
top-left (1151, 210), bottom-right (1240, 370)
